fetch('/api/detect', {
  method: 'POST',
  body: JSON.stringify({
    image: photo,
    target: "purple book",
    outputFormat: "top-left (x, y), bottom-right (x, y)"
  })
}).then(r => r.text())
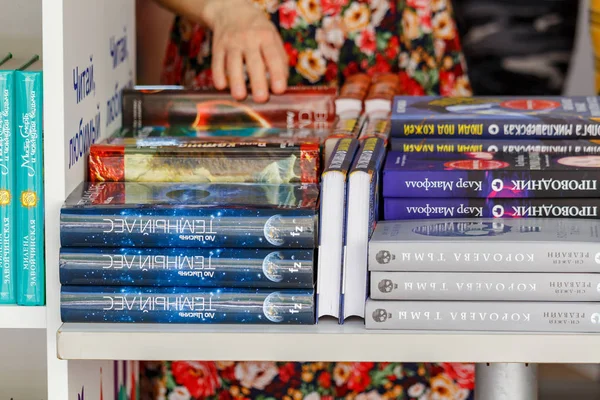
top-left (384, 197), bottom-right (600, 220)
top-left (383, 150), bottom-right (600, 198)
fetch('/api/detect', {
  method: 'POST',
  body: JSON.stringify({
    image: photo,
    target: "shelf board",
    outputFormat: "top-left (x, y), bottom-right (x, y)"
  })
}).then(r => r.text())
top-left (0, 305), bottom-right (46, 329)
top-left (57, 319), bottom-right (600, 363)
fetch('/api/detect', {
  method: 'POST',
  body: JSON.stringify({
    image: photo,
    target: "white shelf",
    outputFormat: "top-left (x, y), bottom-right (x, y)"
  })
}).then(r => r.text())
top-left (57, 319), bottom-right (600, 363)
top-left (0, 305), bottom-right (46, 329)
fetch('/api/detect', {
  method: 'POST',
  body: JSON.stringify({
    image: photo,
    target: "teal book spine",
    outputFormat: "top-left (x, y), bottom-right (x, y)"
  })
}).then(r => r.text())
top-left (16, 69), bottom-right (44, 306)
top-left (0, 70), bottom-right (16, 303)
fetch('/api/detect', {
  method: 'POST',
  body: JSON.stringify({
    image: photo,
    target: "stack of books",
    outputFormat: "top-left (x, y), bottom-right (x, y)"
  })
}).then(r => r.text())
top-left (364, 95), bottom-right (600, 333)
top-left (0, 53), bottom-right (44, 306)
top-left (58, 86), bottom-right (341, 325)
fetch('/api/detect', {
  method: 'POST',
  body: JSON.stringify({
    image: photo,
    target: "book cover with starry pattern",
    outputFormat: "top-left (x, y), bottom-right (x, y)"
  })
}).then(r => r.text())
top-left (60, 182), bottom-right (319, 249)
top-left (60, 286), bottom-right (315, 324)
top-left (59, 247), bottom-right (314, 289)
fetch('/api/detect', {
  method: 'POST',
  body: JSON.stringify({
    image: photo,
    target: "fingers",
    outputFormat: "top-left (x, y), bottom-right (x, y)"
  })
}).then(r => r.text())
top-left (244, 48), bottom-right (269, 103)
top-left (212, 45), bottom-right (227, 90)
top-left (261, 41), bottom-right (288, 95)
top-left (226, 50), bottom-right (246, 100)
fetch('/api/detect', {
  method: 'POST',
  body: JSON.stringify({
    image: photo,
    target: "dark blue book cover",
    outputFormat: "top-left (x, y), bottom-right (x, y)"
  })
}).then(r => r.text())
top-left (384, 197), bottom-right (600, 220)
top-left (60, 286), bottom-right (315, 324)
top-left (391, 96), bottom-right (600, 139)
top-left (60, 182), bottom-right (318, 248)
top-left (383, 151), bottom-right (600, 198)
top-left (389, 138), bottom-right (600, 153)
top-left (59, 247), bottom-right (314, 288)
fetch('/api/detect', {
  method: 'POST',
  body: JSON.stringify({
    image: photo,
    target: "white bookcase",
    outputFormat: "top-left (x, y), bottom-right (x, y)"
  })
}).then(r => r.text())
top-left (0, 0), bottom-right (596, 398)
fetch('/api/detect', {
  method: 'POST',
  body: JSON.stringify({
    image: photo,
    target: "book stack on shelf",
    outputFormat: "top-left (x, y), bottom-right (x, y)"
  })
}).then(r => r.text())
top-left (58, 85), bottom-right (355, 325)
top-left (0, 53), bottom-right (44, 307)
top-left (365, 95), bottom-right (600, 333)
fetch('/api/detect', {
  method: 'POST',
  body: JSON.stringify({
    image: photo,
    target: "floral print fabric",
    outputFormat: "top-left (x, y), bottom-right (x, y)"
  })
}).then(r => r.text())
top-left (140, 361), bottom-right (475, 400)
top-left (161, 0), bottom-right (472, 96)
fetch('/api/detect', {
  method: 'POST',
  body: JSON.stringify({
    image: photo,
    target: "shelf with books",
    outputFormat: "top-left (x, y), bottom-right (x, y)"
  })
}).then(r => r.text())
top-left (0, 305), bottom-right (46, 329)
top-left (56, 319), bottom-right (600, 363)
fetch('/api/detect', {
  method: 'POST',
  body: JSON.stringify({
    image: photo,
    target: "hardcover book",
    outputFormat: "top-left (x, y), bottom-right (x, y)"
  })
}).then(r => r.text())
top-left (384, 198), bottom-right (600, 220)
top-left (341, 137), bottom-right (386, 321)
top-left (366, 300), bottom-right (600, 332)
top-left (390, 96), bottom-right (600, 139)
top-left (89, 140), bottom-right (321, 184)
top-left (0, 57), bottom-right (19, 303)
top-left (370, 271), bottom-right (600, 301)
top-left (317, 138), bottom-right (360, 319)
top-left (16, 56), bottom-right (44, 306)
top-left (59, 247), bottom-right (314, 288)
top-left (61, 286), bottom-right (315, 324)
top-left (369, 218), bottom-right (600, 272)
top-left (383, 150), bottom-right (600, 198)
top-left (106, 125), bottom-right (331, 145)
top-left (389, 138), bottom-right (600, 153)
top-left (121, 86), bottom-right (337, 131)
top-left (60, 182), bottom-right (319, 249)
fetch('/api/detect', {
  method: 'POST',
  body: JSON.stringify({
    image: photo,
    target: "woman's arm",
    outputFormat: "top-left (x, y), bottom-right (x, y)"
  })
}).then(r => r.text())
top-left (151, 0), bottom-right (289, 102)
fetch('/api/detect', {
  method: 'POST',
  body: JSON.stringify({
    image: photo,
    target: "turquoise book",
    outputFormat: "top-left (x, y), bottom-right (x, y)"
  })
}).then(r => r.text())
top-left (16, 56), bottom-right (44, 306)
top-left (0, 54), bottom-right (18, 304)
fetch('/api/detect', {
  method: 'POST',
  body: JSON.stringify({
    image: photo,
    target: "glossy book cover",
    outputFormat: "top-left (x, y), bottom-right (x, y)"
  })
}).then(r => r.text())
top-left (391, 96), bottom-right (600, 139)
top-left (59, 247), bottom-right (314, 288)
top-left (383, 150), bottom-right (600, 198)
top-left (384, 197), bottom-right (600, 220)
top-left (121, 86), bottom-right (337, 131)
top-left (389, 138), bottom-right (600, 153)
top-left (60, 286), bottom-right (315, 324)
top-left (89, 140), bottom-right (321, 184)
top-left (60, 182), bottom-right (319, 249)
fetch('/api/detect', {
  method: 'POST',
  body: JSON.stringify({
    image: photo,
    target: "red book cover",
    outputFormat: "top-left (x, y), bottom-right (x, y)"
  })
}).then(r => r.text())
top-left (122, 86), bottom-right (338, 131)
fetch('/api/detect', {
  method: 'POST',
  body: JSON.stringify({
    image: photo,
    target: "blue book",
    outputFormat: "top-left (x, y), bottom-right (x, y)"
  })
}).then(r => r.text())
top-left (60, 286), bottom-right (315, 324)
top-left (60, 182), bottom-right (319, 249)
top-left (16, 56), bottom-right (44, 306)
top-left (59, 247), bottom-right (315, 288)
top-left (0, 56), bottom-right (22, 304)
top-left (389, 138), bottom-right (600, 153)
top-left (390, 96), bottom-right (600, 139)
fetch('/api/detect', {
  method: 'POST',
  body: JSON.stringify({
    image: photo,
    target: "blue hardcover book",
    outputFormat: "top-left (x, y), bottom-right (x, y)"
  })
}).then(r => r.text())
top-left (384, 197), bottom-right (600, 220)
top-left (341, 137), bottom-right (386, 321)
top-left (60, 286), bottom-right (315, 324)
top-left (389, 138), bottom-right (600, 153)
top-left (16, 56), bottom-right (44, 306)
top-left (391, 96), bottom-right (600, 139)
top-left (0, 57), bottom-right (21, 303)
top-left (60, 182), bottom-right (319, 248)
top-left (59, 247), bottom-right (315, 288)
top-left (383, 150), bottom-right (600, 198)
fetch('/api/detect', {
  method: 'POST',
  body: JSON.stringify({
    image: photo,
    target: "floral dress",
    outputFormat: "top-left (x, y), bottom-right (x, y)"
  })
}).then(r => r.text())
top-left (140, 361), bottom-right (475, 400)
top-left (157, 1), bottom-right (474, 399)
top-left (160, 0), bottom-right (473, 97)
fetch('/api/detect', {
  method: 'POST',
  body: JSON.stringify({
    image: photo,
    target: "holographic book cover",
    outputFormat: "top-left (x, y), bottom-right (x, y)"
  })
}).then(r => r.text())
top-left (389, 138), bottom-right (600, 153)
top-left (89, 140), bottom-right (321, 184)
top-left (391, 96), bottom-right (600, 139)
top-left (384, 197), bottom-right (600, 220)
top-left (60, 182), bottom-right (319, 249)
top-left (106, 125), bottom-right (331, 145)
top-left (60, 286), bottom-right (315, 324)
top-left (121, 86), bottom-right (337, 131)
top-left (59, 247), bottom-right (314, 288)
top-left (383, 151), bottom-right (600, 198)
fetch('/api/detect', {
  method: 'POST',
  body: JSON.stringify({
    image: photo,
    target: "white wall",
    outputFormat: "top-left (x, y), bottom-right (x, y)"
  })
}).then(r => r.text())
top-left (565, 0), bottom-right (595, 95)
top-left (0, 0), bottom-right (42, 58)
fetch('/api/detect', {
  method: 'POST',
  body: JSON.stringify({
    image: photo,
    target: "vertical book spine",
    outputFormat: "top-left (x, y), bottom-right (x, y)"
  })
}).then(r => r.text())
top-left (16, 70), bottom-right (44, 306)
top-left (0, 71), bottom-right (15, 303)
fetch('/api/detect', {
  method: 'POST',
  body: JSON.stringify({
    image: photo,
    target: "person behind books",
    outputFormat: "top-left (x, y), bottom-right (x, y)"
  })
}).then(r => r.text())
top-left (141, 0), bottom-right (473, 102)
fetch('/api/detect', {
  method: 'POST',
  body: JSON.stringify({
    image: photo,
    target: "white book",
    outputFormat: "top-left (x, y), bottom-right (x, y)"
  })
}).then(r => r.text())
top-left (316, 138), bottom-right (359, 320)
top-left (340, 137), bottom-right (386, 322)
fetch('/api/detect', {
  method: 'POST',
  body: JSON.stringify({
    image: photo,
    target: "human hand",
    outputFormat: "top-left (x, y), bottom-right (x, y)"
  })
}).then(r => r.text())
top-left (205, 0), bottom-right (289, 102)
